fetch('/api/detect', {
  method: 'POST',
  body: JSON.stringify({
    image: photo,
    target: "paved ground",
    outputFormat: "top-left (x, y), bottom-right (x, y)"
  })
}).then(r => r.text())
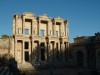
top-left (0, 67), bottom-right (13, 75)
top-left (0, 67), bottom-right (21, 75)
top-left (25, 68), bottom-right (98, 75)
top-left (0, 67), bottom-right (99, 75)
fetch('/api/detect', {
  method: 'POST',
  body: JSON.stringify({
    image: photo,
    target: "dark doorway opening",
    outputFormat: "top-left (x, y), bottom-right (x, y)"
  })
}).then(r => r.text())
top-left (76, 51), bottom-right (84, 67)
top-left (41, 43), bottom-right (45, 61)
top-left (25, 51), bottom-right (29, 62)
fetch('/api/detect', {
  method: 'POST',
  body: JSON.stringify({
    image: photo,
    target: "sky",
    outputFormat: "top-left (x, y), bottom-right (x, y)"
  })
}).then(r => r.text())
top-left (0, 0), bottom-right (100, 42)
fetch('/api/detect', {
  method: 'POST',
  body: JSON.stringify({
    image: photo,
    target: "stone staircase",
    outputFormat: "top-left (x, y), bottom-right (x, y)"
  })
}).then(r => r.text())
top-left (0, 67), bottom-right (13, 75)
top-left (18, 62), bottom-right (35, 72)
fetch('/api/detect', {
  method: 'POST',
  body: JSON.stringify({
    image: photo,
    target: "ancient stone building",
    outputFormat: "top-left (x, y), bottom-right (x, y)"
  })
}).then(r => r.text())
top-left (69, 32), bottom-right (100, 69)
top-left (0, 38), bottom-right (11, 55)
top-left (12, 12), bottom-right (69, 64)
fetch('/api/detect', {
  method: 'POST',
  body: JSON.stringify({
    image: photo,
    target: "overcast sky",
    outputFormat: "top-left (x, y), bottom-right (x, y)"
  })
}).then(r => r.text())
top-left (0, 0), bottom-right (100, 42)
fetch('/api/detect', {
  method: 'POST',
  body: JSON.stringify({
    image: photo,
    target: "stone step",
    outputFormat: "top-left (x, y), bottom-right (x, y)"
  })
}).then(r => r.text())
top-left (0, 67), bottom-right (4, 74)
top-left (0, 67), bottom-right (14, 75)
top-left (9, 72), bottom-right (13, 75)
top-left (4, 69), bottom-right (10, 75)
top-left (18, 62), bottom-right (35, 71)
top-left (0, 67), bottom-right (9, 75)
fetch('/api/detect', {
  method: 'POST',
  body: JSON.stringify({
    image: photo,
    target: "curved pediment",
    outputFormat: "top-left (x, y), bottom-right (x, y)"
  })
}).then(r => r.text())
top-left (39, 14), bottom-right (50, 19)
top-left (54, 16), bottom-right (64, 22)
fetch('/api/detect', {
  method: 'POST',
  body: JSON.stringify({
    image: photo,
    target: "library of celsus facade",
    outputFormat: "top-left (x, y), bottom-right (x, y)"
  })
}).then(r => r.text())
top-left (12, 12), bottom-right (69, 64)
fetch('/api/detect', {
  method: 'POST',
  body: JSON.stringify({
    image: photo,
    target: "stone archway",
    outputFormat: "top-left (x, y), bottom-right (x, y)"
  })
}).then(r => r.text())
top-left (76, 51), bottom-right (84, 67)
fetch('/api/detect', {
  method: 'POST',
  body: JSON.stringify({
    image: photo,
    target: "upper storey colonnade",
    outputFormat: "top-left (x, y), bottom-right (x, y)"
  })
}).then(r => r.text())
top-left (13, 12), bottom-right (69, 39)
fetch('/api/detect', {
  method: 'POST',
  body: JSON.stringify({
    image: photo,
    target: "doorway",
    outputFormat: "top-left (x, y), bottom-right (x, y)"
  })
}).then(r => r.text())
top-left (41, 43), bottom-right (45, 61)
top-left (76, 51), bottom-right (84, 66)
top-left (25, 51), bottom-right (29, 62)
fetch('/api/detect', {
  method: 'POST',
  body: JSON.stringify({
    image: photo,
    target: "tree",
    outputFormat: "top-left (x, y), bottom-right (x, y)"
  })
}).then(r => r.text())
top-left (1, 35), bottom-right (11, 39)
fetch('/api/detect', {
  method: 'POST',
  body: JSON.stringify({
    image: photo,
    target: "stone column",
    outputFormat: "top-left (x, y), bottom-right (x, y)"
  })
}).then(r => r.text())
top-left (49, 42), bottom-right (53, 62)
top-left (66, 42), bottom-right (69, 61)
top-left (31, 19), bottom-right (33, 35)
top-left (62, 39), bottom-right (65, 61)
top-left (60, 22), bottom-right (63, 36)
top-left (59, 23), bottom-right (61, 37)
top-left (29, 39), bottom-right (32, 61)
top-left (67, 22), bottom-right (69, 37)
top-left (47, 21), bottom-right (50, 36)
top-left (13, 18), bottom-right (15, 35)
top-left (22, 40), bottom-right (25, 63)
top-left (54, 42), bottom-right (56, 61)
top-left (38, 20), bottom-right (40, 36)
top-left (45, 42), bottom-right (47, 61)
top-left (54, 22), bottom-right (56, 36)
top-left (15, 40), bottom-right (17, 60)
top-left (58, 42), bottom-right (60, 61)
top-left (47, 41), bottom-right (50, 62)
top-left (22, 17), bottom-right (25, 35)
top-left (39, 41), bottom-right (41, 61)
top-left (15, 18), bottom-right (18, 34)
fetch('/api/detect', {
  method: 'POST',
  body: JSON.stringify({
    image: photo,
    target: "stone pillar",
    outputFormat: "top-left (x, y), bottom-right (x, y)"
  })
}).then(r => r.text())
top-left (11, 39), bottom-right (14, 57)
top-left (59, 23), bottom-right (61, 37)
top-left (48, 41), bottom-right (50, 62)
top-left (63, 41), bottom-right (65, 61)
top-left (15, 17), bottom-right (18, 34)
top-left (22, 40), bottom-right (25, 63)
top-left (62, 39), bottom-right (65, 61)
top-left (66, 42), bottom-right (69, 60)
top-left (15, 40), bottom-right (17, 60)
top-left (60, 22), bottom-right (63, 36)
top-left (38, 20), bottom-right (40, 36)
top-left (54, 22), bottom-right (56, 36)
top-left (54, 42), bottom-right (56, 61)
top-left (47, 21), bottom-right (50, 36)
top-left (45, 42), bottom-right (47, 61)
top-left (39, 41), bottom-right (41, 61)
top-left (67, 22), bottom-right (69, 37)
top-left (58, 42), bottom-right (60, 61)
top-left (62, 39), bottom-right (65, 62)
top-left (49, 42), bottom-right (53, 62)
top-left (22, 17), bottom-right (25, 35)
top-left (13, 18), bottom-right (15, 35)
top-left (29, 40), bottom-right (31, 61)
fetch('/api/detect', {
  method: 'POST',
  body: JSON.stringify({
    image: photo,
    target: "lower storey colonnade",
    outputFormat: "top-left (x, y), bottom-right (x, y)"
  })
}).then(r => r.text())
top-left (14, 39), bottom-right (69, 64)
